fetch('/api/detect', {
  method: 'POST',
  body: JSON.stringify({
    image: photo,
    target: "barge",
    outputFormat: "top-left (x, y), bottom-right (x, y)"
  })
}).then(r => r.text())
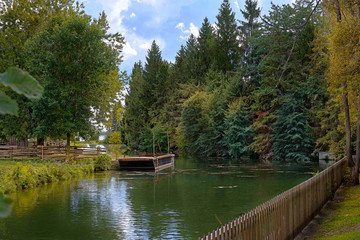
top-left (118, 153), bottom-right (175, 171)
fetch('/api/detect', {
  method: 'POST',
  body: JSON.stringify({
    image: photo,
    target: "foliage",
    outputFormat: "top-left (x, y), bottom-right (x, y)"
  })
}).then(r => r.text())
top-left (0, 68), bottom-right (43, 115)
top-left (180, 90), bottom-right (226, 156)
top-left (138, 126), bottom-right (168, 153)
top-left (222, 99), bottom-right (254, 158)
top-left (215, 0), bottom-right (241, 72)
top-left (272, 93), bottom-right (314, 162)
top-left (108, 131), bottom-right (122, 144)
top-left (94, 154), bottom-right (112, 171)
top-left (0, 160), bottom-right (94, 194)
top-left (28, 12), bottom-right (123, 141)
top-left (122, 0), bottom-right (326, 163)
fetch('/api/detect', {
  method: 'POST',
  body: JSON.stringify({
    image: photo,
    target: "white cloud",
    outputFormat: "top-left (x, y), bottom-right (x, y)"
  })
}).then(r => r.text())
top-left (234, 1), bottom-right (239, 9)
top-left (123, 33), bottom-right (165, 63)
top-left (93, 0), bottom-right (132, 33)
top-left (132, 27), bottom-right (136, 31)
top-left (123, 42), bottom-right (137, 60)
top-left (176, 22), bottom-right (185, 30)
top-left (189, 23), bottom-right (199, 37)
top-left (176, 22), bottom-right (199, 41)
top-left (130, 12), bottom-right (136, 18)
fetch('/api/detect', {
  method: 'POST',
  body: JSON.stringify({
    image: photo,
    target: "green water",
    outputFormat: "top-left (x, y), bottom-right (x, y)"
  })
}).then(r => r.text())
top-left (0, 157), bottom-right (318, 239)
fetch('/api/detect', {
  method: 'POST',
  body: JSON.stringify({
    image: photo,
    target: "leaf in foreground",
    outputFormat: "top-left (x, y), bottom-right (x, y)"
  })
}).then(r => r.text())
top-left (0, 67), bottom-right (43, 99)
top-left (0, 91), bottom-right (18, 115)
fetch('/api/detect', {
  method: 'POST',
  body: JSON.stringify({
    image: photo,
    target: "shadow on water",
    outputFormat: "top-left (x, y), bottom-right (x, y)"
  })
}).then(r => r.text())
top-left (0, 157), bottom-right (319, 240)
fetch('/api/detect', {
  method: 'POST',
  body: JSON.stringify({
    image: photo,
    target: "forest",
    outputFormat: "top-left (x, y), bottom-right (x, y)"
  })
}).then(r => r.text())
top-left (124, 0), bottom-right (360, 171)
top-left (1, 0), bottom-right (360, 179)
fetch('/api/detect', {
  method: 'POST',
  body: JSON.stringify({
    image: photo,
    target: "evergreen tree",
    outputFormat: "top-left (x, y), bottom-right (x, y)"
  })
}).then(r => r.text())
top-left (215, 0), bottom-right (241, 72)
top-left (197, 17), bottom-right (216, 76)
top-left (124, 62), bottom-right (146, 149)
top-left (143, 40), bottom-right (163, 114)
top-left (272, 93), bottom-right (314, 162)
top-left (222, 99), bottom-right (254, 158)
top-left (239, 0), bottom-right (261, 66)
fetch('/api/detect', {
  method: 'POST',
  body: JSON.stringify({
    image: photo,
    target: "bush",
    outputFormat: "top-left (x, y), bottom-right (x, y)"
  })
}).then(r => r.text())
top-left (94, 154), bottom-right (112, 171)
top-left (0, 160), bottom-right (95, 194)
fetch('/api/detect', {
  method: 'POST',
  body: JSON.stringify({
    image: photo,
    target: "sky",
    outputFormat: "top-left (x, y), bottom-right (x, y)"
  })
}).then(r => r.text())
top-left (81, 0), bottom-right (294, 73)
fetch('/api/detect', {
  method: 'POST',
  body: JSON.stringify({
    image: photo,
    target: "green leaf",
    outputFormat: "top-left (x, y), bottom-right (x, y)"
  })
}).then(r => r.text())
top-left (0, 193), bottom-right (13, 218)
top-left (0, 67), bottom-right (43, 99)
top-left (0, 91), bottom-right (18, 115)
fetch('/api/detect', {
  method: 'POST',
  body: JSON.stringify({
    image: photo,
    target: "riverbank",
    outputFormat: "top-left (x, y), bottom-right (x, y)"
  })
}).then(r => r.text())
top-left (297, 181), bottom-right (360, 239)
top-left (0, 159), bottom-right (94, 194)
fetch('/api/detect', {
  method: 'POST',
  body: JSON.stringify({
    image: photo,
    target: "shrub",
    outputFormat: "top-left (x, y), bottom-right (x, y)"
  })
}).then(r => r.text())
top-left (94, 154), bottom-right (112, 171)
top-left (0, 160), bottom-right (95, 194)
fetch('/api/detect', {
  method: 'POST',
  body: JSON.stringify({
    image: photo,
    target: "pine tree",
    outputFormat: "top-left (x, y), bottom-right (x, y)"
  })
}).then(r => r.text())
top-left (124, 62), bottom-right (146, 149)
top-left (272, 93), bottom-right (314, 162)
top-left (222, 99), bottom-right (254, 159)
top-left (143, 40), bottom-right (163, 112)
top-left (238, 0), bottom-right (262, 88)
top-left (239, 0), bottom-right (261, 65)
top-left (215, 0), bottom-right (241, 72)
top-left (197, 17), bottom-right (216, 75)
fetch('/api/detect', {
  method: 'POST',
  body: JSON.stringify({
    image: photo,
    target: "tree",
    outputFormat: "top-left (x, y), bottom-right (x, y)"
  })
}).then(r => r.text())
top-left (180, 89), bottom-right (226, 156)
top-left (0, 0), bottom-right (74, 145)
top-left (197, 17), bottom-right (217, 77)
top-left (124, 62), bottom-right (146, 149)
top-left (272, 93), bottom-right (314, 162)
top-left (28, 11), bottom-right (124, 161)
top-left (222, 99), bottom-right (254, 158)
top-left (215, 0), bottom-right (241, 72)
top-left (143, 40), bottom-right (163, 112)
top-left (324, 0), bottom-right (360, 185)
top-left (238, 0), bottom-right (261, 66)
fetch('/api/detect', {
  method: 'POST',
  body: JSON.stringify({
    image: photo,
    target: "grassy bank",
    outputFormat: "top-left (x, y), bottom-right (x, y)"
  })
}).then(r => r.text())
top-left (306, 184), bottom-right (360, 240)
top-left (0, 159), bottom-right (95, 194)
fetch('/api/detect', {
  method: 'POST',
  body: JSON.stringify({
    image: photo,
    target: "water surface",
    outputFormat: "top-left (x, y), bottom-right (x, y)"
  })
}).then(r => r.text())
top-left (0, 157), bottom-right (318, 239)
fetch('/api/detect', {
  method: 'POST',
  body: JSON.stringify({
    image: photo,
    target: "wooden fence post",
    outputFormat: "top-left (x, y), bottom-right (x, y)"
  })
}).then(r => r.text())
top-left (42, 146), bottom-right (44, 160)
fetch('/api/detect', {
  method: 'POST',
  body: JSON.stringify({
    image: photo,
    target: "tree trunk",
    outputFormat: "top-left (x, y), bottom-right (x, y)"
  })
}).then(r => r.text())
top-left (37, 137), bottom-right (44, 146)
top-left (343, 82), bottom-right (358, 185)
top-left (17, 137), bottom-right (28, 147)
top-left (8, 135), bottom-right (16, 145)
top-left (354, 89), bottom-right (360, 185)
top-left (334, 0), bottom-right (341, 21)
top-left (343, 82), bottom-right (353, 165)
top-left (66, 133), bottom-right (70, 163)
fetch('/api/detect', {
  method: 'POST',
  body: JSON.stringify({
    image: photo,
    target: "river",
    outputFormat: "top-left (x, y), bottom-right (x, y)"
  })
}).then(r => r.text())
top-left (0, 157), bottom-right (319, 240)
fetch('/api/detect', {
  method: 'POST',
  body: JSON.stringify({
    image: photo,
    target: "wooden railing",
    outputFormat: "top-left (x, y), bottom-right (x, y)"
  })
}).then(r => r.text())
top-left (199, 158), bottom-right (347, 240)
top-left (0, 146), bottom-right (106, 160)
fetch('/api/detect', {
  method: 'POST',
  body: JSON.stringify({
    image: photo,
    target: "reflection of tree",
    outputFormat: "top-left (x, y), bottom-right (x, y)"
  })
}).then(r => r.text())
top-left (0, 160), bottom-right (315, 239)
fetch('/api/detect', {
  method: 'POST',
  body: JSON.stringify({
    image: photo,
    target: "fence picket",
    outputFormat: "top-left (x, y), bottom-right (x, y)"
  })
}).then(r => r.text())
top-left (199, 158), bottom-right (347, 240)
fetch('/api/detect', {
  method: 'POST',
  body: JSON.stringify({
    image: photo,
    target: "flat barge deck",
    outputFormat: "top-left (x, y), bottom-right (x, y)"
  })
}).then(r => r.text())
top-left (118, 153), bottom-right (175, 171)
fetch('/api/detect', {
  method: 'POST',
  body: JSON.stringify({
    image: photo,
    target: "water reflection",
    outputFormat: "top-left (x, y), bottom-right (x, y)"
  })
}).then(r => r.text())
top-left (0, 158), bottom-right (319, 240)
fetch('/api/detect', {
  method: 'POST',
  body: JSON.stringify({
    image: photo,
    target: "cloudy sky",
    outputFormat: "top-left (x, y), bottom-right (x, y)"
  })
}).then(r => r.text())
top-left (81, 0), bottom-right (293, 73)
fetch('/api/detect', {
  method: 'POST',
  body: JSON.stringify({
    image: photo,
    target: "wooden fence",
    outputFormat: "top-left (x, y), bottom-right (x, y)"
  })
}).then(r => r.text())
top-left (0, 146), bottom-right (106, 160)
top-left (199, 158), bottom-right (347, 240)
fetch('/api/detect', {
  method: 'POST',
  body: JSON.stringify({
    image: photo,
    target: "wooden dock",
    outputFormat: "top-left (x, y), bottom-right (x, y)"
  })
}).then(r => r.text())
top-left (119, 153), bottom-right (175, 171)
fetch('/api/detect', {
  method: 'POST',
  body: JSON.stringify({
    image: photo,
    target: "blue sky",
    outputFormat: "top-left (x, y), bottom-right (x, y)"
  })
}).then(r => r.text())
top-left (81, 0), bottom-right (293, 73)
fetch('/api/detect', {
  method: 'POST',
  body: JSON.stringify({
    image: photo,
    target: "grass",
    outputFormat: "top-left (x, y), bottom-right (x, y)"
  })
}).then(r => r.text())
top-left (308, 184), bottom-right (360, 240)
